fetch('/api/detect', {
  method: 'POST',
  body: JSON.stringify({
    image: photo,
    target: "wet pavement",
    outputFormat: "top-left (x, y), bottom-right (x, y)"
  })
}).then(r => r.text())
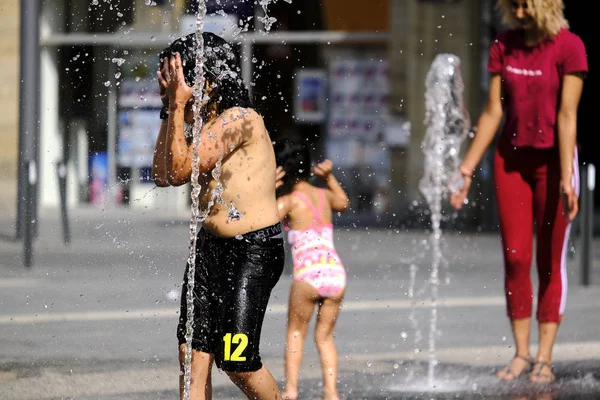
top-left (1, 206), bottom-right (600, 399)
top-left (49, 360), bottom-right (600, 400)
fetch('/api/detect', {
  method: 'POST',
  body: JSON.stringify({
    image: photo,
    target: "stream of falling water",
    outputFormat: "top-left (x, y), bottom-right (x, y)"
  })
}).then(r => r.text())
top-left (418, 53), bottom-right (470, 388)
top-left (181, 1), bottom-right (291, 398)
top-left (182, 1), bottom-right (207, 399)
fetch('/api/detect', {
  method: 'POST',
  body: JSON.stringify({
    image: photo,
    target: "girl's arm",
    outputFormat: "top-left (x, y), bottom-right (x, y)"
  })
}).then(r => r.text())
top-left (459, 74), bottom-right (504, 174)
top-left (450, 74), bottom-right (504, 210)
top-left (314, 160), bottom-right (349, 212)
top-left (557, 72), bottom-right (585, 221)
top-left (277, 195), bottom-right (293, 222)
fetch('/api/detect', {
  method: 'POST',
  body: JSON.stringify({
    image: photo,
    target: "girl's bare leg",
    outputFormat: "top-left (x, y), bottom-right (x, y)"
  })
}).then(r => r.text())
top-left (314, 291), bottom-right (344, 400)
top-left (282, 281), bottom-right (319, 400)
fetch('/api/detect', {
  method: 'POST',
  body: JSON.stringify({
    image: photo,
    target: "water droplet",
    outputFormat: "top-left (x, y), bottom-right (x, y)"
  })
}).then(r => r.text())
top-left (111, 58), bottom-right (125, 67)
top-left (104, 81), bottom-right (111, 87)
top-left (235, 235), bottom-right (243, 240)
top-left (366, 361), bottom-right (372, 368)
top-left (400, 331), bottom-right (408, 339)
top-left (166, 289), bottom-right (178, 301)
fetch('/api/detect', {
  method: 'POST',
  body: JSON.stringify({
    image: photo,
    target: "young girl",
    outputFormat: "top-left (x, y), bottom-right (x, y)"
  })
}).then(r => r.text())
top-left (274, 140), bottom-right (349, 400)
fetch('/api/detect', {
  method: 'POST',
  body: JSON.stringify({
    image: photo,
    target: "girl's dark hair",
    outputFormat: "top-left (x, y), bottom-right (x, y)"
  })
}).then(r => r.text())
top-left (274, 139), bottom-right (312, 196)
top-left (159, 31), bottom-right (253, 114)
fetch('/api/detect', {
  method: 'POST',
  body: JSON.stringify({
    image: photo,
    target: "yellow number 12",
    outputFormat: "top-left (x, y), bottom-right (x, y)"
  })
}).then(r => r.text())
top-left (223, 333), bottom-right (248, 361)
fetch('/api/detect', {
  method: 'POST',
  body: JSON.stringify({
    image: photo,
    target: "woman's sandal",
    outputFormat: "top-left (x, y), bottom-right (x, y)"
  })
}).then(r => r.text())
top-left (496, 354), bottom-right (534, 381)
top-left (530, 361), bottom-right (556, 384)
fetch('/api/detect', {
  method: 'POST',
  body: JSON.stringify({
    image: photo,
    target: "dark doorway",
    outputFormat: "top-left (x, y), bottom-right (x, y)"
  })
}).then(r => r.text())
top-left (564, 1), bottom-right (598, 208)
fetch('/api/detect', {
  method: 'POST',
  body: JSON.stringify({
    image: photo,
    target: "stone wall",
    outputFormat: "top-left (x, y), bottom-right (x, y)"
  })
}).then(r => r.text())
top-left (0, 0), bottom-right (19, 218)
top-left (389, 0), bottom-right (483, 221)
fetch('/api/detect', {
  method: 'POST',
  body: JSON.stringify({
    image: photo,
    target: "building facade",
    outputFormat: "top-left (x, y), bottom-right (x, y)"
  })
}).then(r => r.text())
top-left (1, 1), bottom-right (594, 230)
top-left (0, 0), bottom-right (20, 217)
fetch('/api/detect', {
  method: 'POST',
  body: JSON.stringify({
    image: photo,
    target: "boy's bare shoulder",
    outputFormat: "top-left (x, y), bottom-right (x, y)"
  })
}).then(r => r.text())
top-left (220, 107), bottom-right (264, 127)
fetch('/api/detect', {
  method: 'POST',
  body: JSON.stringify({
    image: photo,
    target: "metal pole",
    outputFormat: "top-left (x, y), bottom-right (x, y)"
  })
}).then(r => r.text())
top-left (24, 162), bottom-right (37, 267)
top-left (17, 0), bottom-right (41, 266)
top-left (241, 41), bottom-right (252, 99)
top-left (107, 47), bottom-right (118, 208)
top-left (58, 116), bottom-right (71, 245)
top-left (40, 31), bottom-right (389, 47)
top-left (57, 161), bottom-right (70, 245)
top-left (581, 163), bottom-right (595, 286)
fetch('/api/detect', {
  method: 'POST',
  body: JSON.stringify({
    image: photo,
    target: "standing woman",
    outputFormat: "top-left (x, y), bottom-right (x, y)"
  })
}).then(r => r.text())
top-left (450, 0), bottom-right (588, 383)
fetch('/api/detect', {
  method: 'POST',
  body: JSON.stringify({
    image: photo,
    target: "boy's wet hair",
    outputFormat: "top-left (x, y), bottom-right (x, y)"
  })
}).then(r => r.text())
top-left (159, 31), bottom-right (252, 112)
top-left (274, 139), bottom-right (312, 196)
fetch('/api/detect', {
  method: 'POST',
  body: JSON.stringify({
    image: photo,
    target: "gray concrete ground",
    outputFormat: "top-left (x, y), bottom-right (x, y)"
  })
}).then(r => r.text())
top-left (1, 206), bottom-right (600, 399)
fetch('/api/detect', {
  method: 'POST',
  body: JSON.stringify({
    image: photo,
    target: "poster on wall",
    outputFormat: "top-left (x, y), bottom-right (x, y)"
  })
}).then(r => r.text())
top-left (294, 69), bottom-right (327, 123)
top-left (325, 55), bottom-right (392, 214)
top-left (327, 59), bottom-right (390, 143)
top-left (117, 79), bottom-right (162, 170)
top-left (118, 110), bottom-right (160, 169)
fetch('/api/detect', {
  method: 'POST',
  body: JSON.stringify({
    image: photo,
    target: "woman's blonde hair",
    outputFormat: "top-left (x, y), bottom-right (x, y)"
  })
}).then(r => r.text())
top-left (496, 0), bottom-right (569, 38)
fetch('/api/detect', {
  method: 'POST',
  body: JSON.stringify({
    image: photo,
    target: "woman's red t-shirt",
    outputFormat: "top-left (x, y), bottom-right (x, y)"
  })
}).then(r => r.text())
top-left (487, 28), bottom-right (588, 148)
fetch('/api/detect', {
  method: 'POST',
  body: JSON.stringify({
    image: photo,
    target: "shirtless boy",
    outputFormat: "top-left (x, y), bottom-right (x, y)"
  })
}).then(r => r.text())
top-left (152, 32), bottom-right (284, 400)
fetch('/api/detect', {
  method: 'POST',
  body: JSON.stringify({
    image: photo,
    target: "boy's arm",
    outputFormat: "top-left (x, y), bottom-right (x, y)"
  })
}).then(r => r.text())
top-left (165, 104), bottom-right (192, 186)
top-left (152, 120), bottom-right (170, 187)
top-left (314, 160), bottom-right (349, 212)
top-left (165, 107), bottom-right (250, 184)
top-left (152, 57), bottom-right (172, 187)
top-left (156, 52), bottom-right (193, 186)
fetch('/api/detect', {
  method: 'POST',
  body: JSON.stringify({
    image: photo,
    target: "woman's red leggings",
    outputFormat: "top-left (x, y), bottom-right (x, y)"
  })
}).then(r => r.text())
top-left (494, 144), bottom-right (579, 323)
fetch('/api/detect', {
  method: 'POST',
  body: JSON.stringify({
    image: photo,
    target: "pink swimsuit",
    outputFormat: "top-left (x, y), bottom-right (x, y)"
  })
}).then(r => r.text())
top-left (286, 190), bottom-right (346, 298)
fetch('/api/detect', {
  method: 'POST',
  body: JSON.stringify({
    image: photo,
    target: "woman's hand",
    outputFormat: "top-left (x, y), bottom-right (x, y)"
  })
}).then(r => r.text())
top-left (313, 159), bottom-right (333, 180)
top-left (163, 52), bottom-right (193, 109)
top-left (449, 166), bottom-right (473, 210)
top-left (275, 166), bottom-right (286, 189)
top-left (560, 178), bottom-right (579, 221)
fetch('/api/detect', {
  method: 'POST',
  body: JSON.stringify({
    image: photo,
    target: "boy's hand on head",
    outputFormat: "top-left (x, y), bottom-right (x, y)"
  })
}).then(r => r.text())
top-left (313, 160), bottom-right (333, 180)
top-left (166, 52), bottom-right (194, 108)
top-left (157, 56), bottom-right (170, 107)
top-left (275, 166), bottom-right (286, 189)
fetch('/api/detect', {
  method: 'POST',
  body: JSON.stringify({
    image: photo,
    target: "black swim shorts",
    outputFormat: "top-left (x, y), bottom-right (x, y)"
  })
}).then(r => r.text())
top-left (177, 223), bottom-right (285, 372)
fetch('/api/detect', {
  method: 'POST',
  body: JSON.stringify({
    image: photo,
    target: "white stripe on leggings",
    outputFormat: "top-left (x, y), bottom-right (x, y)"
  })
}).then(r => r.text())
top-left (559, 148), bottom-right (580, 315)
